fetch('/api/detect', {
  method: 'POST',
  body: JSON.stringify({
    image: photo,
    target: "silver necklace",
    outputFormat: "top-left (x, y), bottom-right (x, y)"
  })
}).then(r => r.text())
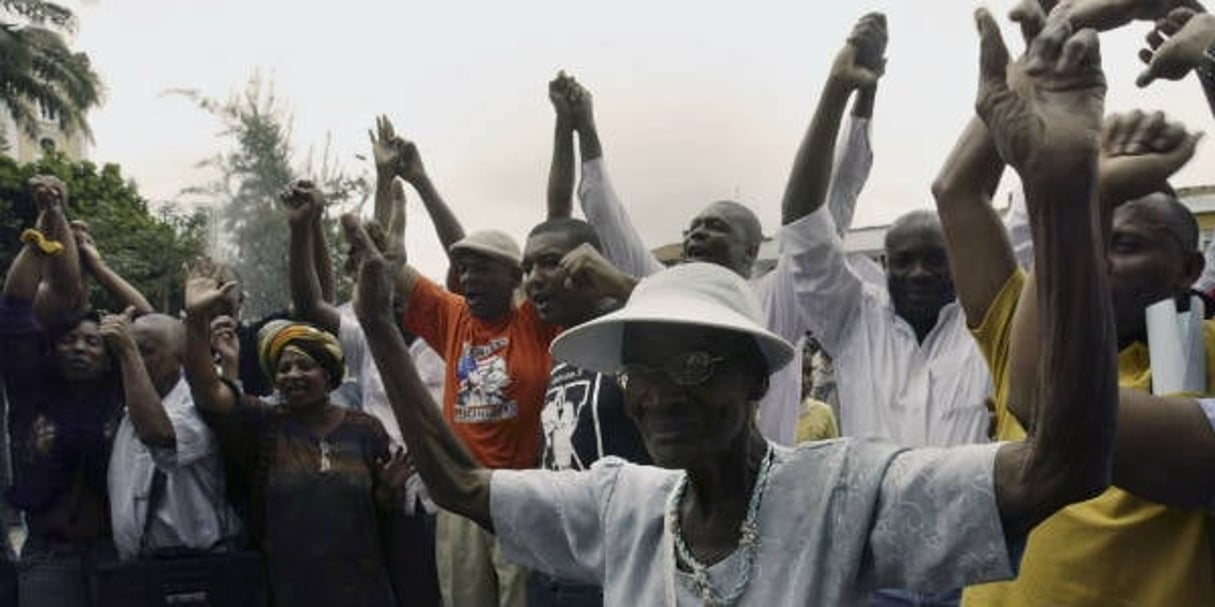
top-left (669, 444), bottom-right (776, 606)
top-left (318, 439), bottom-right (333, 473)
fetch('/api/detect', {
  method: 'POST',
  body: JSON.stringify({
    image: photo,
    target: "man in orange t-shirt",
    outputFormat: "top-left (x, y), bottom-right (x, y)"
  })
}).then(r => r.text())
top-left (401, 231), bottom-right (559, 470)
top-left (398, 228), bottom-right (559, 607)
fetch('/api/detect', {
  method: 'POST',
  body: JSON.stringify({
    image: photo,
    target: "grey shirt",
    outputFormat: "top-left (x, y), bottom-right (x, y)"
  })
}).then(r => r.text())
top-left (491, 439), bottom-right (1012, 606)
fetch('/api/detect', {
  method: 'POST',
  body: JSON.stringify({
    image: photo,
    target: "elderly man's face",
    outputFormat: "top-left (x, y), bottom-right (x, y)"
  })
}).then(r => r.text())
top-left (1108, 197), bottom-right (1202, 341)
top-left (619, 323), bottom-right (761, 469)
top-left (455, 250), bottom-right (522, 321)
top-left (682, 203), bottom-right (756, 278)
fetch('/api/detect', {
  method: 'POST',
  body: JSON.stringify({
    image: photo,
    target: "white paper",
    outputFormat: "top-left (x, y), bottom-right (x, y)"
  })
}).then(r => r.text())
top-left (1146, 296), bottom-right (1206, 395)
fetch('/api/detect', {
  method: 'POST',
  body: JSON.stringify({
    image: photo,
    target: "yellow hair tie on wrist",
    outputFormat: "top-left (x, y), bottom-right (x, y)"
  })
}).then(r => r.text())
top-left (20, 228), bottom-right (64, 256)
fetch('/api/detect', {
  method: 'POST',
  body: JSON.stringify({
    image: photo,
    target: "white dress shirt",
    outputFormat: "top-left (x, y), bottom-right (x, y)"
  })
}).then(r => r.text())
top-left (108, 377), bottom-right (241, 561)
top-left (577, 118), bottom-right (874, 446)
top-left (788, 207), bottom-right (992, 447)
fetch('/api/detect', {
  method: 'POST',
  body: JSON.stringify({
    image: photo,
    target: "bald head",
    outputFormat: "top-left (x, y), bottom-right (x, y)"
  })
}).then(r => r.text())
top-left (133, 314), bottom-right (185, 354)
top-left (883, 209), bottom-right (954, 340)
top-left (884, 210), bottom-right (944, 251)
top-left (1109, 192), bottom-right (1205, 344)
top-left (1120, 192), bottom-right (1199, 251)
top-left (132, 314), bottom-right (185, 395)
top-left (682, 200), bottom-right (764, 278)
top-left (704, 200), bottom-right (763, 247)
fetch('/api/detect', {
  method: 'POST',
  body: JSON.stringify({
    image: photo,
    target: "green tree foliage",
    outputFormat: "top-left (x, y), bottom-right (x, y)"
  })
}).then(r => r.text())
top-left (0, 1), bottom-right (103, 148)
top-left (0, 152), bottom-right (209, 312)
top-left (174, 74), bottom-right (369, 319)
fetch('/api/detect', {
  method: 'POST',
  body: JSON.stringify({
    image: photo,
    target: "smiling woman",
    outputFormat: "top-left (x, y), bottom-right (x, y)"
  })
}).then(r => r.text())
top-left (182, 269), bottom-right (408, 607)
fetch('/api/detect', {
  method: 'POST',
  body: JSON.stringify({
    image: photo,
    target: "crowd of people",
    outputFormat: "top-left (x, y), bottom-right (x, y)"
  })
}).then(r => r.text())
top-left (2, 1), bottom-right (1215, 605)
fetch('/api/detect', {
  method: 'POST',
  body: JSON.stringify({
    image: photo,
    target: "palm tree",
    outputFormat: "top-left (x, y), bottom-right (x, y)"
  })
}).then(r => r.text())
top-left (0, 1), bottom-right (101, 148)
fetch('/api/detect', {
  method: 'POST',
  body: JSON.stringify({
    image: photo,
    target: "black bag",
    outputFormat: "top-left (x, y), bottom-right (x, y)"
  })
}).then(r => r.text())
top-left (91, 470), bottom-right (269, 607)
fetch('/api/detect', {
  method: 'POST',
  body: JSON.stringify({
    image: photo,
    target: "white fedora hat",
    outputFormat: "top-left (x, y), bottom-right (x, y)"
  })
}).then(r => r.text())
top-left (550, 262), bottom-right (795, 375)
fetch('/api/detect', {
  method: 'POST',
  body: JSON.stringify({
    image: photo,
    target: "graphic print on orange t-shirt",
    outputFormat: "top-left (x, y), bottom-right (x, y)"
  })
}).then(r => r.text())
top-left (453, 336), bottom-right (519, 424)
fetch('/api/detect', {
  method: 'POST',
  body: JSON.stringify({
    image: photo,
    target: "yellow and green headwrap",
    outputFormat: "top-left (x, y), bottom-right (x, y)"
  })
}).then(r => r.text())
top-left (257, 320), bottom-right (345, 390)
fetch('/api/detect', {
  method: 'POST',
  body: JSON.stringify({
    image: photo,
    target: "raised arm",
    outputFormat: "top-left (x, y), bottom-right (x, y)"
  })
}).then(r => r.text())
top-left (932, 118), bottom-right (1013, 324)
top-left (395, 136), bottom-right (464, 263)
top-left (345, 215), bottom-right (491, 528)
top-left (365, 117), bottom-right (425, 300)
top-left (100, 310), bottom-right (175, 448)
top-left (781, 13), bottom-right (885, 225)
top-left (393, 132), bottom-right (464, 293)
top-left (547, 72), bottom-right (577, 220)
top-left (182, 260), bottom-right (241, 416)
top-left (74, 223), bottom-right (154, 315)
top-left (975, 11), bottom-right (1119, 536)
top-left (568, 80), bottom-right (663, 278)
top-left (4, 239), bottom-right (44, 300)
top-left (284, 180), bottom-right (341, 333)
top-left (29, 176), bottom-right (84, 322)
top-left (311, 215), bottom-right (335, 304)
top-left (826, 100), bottom-right (878, 239)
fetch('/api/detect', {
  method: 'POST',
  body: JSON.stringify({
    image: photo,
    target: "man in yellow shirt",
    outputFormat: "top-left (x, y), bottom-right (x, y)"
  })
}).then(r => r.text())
top-left (933, 11), bottom-right (1215, 602)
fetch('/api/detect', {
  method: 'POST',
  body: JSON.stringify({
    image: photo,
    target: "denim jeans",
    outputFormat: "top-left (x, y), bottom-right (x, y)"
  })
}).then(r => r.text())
top-left (17, 535), bottom-right (115, 607)
top-left (870, 587), bottom-right (962, 607)
top-left (0, 540), bottom-right (16, 607)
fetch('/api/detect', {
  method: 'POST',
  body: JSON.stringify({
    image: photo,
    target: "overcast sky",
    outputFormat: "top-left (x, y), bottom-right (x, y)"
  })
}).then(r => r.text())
top-left (66, 0), bottom-right (1215, 280)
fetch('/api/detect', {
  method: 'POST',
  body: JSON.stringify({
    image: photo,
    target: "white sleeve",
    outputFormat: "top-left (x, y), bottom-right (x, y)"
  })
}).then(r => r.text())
top-left (150, 398), bottom-right (216, 470)
top-left (867, 443), bottom-right (1014, 591)
top-left (780, 208), bottom-right (867, 355)
top-left (1003, 188), bottom-right (1034, 270)
top-left (1195, 240), bottom-right (1215, 294)
top-left (577, 158), bottom-right (665, 278)
top-left (338, 307), bottom-right (368, 380)
top-left (826, 117), bottom-right (874, 238)
top-left (491, 461), bottom-right (623, 584)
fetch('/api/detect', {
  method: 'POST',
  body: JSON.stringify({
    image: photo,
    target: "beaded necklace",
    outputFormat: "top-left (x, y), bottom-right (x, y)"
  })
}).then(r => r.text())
top-left (669, 443), bottom-right (776, 606)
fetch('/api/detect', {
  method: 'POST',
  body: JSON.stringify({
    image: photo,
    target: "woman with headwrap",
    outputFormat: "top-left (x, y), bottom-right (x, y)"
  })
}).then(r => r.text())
top-left (181, 265), bottom-right (407, 607)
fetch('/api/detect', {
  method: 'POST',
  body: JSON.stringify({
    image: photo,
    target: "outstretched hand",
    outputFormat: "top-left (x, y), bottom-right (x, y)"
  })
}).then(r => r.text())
top-left (849, 12), bottom-right (889, 78)
top-left (344, 214), bottom-right (395, 322)
top-left (72, 220), bottom-right (100, 266)
top-left (209, 314), bottom-right (240, 369)
top-left (375, 448), bottom-right (415, 507)
top-left (279, 179), bottom-right (325, 225)
top-left (1049, 0), bottom-right (1196, 31)
top-left (98, 306), bottom-right (138, 354)
top-left (1136, 8), bottom-right (1215, 86)
top-left (974, 8), bottom-right (1106, 185)
top-left (566, 78), bottom-right (595, 133)
top-left (369, 115), bottom-right (403, 177)
top-left (1099, 110), bottom-right (1202, 202)
top-left (184, 258), bottom-right (239, 319)
top-left (830, 13), bottom-right (887, 91)
top-left (549, 70), bottom-right (575, 122)
top-left (28, 175), bottom-right (68, 212)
